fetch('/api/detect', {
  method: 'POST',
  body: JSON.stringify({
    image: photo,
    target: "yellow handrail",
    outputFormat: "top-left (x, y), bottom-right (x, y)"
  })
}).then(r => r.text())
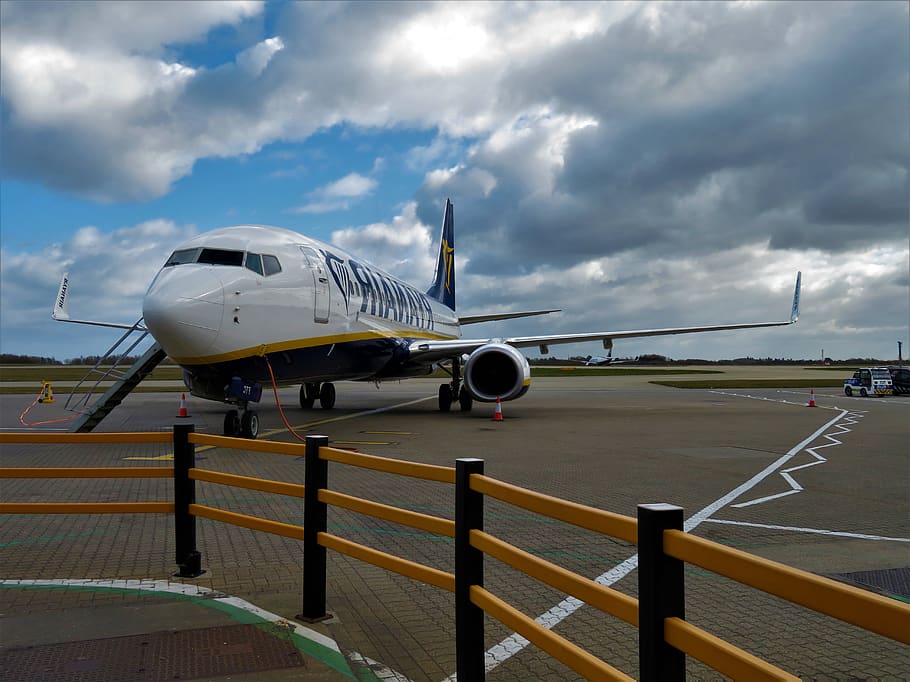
top-left (663, 529), bottom-right (910, 645)
top-left (318, 532), bottom-right (455, 592)
top-left (319, 489), bottom-right (455, 538)
top-left (470, 585), bottom-right (634, 681)
top-left (190, 504), bottom-right (303, 540)
top-left (0, 467), bottom-right (172, 478)
top-left (189, 468), bottom-right (305, 498)
top-left (0, 502), bottom-right (173, 514)
top-left (470, 474), bottom-right (637, 543)
top-left (470, 529), bottom-right (638, 626)
top-left (320, 446), bottom-right (456, 483)
top-left (664, 617), bottom-right (798, 681)
top-left (0, 432), bottom-right (171, 444)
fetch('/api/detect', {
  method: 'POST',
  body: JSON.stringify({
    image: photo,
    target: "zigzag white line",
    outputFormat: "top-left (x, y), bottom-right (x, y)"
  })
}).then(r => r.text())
top-left (732, 410), bottom-right (864, 508)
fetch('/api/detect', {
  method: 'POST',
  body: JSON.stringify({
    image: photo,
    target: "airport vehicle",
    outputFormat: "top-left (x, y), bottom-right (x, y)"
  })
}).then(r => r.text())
top-left (843, 367), bottom-right (894, 397)
top-left (54, 199), bottom-right (801, 438)
top-left (888, 366), bottom-right (910, 395)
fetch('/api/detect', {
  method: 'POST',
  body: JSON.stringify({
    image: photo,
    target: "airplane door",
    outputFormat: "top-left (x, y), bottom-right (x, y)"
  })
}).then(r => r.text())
top-left (300, 246), bottom-right (330, 323)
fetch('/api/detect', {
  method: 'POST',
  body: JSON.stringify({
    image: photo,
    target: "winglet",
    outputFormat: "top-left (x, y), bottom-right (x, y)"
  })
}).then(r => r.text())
top-left (53, 272), bottom-right (71, 320)
top-left (426, 198), bottom-right (456, 310)
top-left (790, 271), bottom-right (801, 323)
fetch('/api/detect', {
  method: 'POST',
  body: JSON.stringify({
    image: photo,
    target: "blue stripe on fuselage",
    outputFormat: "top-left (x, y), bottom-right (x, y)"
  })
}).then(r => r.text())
top-left (183, 336), bottom-right (432, 400)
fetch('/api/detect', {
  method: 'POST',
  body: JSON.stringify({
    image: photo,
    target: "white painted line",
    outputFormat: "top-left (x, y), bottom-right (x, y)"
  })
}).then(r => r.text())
top-left (732, 410), bottom-right (861, 508)
top-left (463, 406), bottom-right (857, 678)
top-left (703, 519), bottom-right (910, 543)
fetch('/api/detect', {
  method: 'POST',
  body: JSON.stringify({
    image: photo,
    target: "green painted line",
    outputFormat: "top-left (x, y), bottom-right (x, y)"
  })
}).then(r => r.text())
top-left (0, 581), bottom-right (367, 680)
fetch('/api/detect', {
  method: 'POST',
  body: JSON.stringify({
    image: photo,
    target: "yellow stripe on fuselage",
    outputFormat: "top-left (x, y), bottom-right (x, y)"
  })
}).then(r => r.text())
top-left (171, 329), bottom-right (458, 366)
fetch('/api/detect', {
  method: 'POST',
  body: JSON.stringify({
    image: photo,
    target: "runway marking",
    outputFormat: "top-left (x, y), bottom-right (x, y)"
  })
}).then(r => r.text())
top-left (708, 389), bottom-right (840, 410)
top-left (469, 406), bottom-right (855, 678)
top-left (703, 519), bottom-right (910, 543)
top-left (123, 453), bottom-right (174, 461)
top-left (331, 440), bottom-right (394, 446)
top-left (732, 410), bottom-right (862, 508)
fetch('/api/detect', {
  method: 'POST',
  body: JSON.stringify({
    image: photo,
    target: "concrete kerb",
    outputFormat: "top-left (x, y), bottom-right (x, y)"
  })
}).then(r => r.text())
top-left (0, 578), bottom-right (390, 681)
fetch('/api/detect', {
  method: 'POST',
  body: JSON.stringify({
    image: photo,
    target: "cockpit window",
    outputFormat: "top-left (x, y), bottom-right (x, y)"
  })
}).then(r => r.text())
top-left (164, 248), bottom-right (199, 266)
top-left (263, 255), bottom-right (282, 276)
top-left (198, 248), bottom-right (244, 266)
top-left (245, 253), bottom-right (264, 275)
top-left (161, 247), bottom-right (279, 275)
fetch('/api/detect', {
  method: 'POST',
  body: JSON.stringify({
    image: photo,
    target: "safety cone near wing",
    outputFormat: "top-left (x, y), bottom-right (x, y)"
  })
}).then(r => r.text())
top-left (177, 393), bottom-right (189, 418)
top-left (807, 389), bottom-right (816, 407)
top-left (38, 381), bottom-right (54, 403)
top-left (493, 397), bottom-right (503, 422)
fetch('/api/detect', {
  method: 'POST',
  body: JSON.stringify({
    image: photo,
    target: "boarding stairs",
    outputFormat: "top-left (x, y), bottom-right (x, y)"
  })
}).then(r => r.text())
top-left (65, 319), bottom-right (167, 432)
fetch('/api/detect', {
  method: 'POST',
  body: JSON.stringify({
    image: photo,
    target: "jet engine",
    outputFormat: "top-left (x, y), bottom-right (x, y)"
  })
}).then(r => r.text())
top-left (463, 343), bottom-right (531, 402)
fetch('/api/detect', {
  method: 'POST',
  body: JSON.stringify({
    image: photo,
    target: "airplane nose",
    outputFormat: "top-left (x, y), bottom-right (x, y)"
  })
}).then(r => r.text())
top-left (142, 268), bottom-right (224, 359)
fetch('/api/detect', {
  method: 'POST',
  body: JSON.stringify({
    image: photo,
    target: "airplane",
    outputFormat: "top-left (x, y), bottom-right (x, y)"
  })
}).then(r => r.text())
top-left (54, 199), bottom-right (801, 439)
top-left (584, 354), bottom-right (624, 366)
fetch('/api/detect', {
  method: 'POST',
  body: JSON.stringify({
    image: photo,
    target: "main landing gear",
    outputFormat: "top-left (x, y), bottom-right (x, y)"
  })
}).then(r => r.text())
top-left (223, 407), bottom-right (260, 439)
top-left (299, 382), bottom-right (336, 410)
top-left (438, 357), bottom-right (473, 413)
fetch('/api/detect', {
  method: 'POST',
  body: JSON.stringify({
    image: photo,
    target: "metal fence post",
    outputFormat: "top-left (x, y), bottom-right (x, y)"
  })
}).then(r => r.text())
top-left (300, 434), bottom-right (329, 622)
top-left (455, 458), bottom-right (485, 682)
top-left (638, 503), bottom-right (685, 681)
top-left (173, 423), bottom-right (204, 577)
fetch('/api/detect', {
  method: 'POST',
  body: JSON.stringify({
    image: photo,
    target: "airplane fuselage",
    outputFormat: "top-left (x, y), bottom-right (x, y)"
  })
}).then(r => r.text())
top-left (142, 226), bottom-right (460, 402)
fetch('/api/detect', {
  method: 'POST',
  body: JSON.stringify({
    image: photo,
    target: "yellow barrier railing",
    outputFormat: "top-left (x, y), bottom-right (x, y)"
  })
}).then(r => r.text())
top-left (663, 529), bottom-right (910, 645)
top-left (2, 427), bottom-right (907, 682)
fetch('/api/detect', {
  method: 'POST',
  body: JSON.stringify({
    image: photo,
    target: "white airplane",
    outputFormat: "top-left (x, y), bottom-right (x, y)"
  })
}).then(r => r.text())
top-left (54, 199), bottom-right (801, 438)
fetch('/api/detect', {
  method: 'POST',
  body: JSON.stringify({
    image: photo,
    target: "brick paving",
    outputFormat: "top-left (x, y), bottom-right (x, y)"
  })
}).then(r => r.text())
top-left (1, 377), bottom-right (908, 680)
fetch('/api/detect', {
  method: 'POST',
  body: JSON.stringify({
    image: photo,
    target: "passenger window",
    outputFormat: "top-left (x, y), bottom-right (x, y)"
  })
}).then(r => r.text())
top-left (198, 248), bottom-right (244, 266)
top-left (245, 253), bottom-right (264, 275)
top-left (263, 255), bottom-right (282, 276)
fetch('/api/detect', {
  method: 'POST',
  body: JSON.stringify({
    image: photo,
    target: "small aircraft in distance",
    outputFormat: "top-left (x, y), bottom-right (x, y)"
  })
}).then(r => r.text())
top-left (54, 199), bottom-right (801, 438)
top-left (584, 354), bottom-right (625, 366)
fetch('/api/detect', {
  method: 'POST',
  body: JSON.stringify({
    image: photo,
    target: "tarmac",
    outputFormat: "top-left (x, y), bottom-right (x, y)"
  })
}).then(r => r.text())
top-left (2, 370), bottom-right (909, 680)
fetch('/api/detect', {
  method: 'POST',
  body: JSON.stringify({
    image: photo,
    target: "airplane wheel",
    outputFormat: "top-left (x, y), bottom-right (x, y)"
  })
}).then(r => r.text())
top-left (458, 386), bottom-right (473, 412)
top-left (844, 386), bottom-right (852, 397)
top-left (319, 383), bottom-right (336, 409)
top-left (300, 383), bottom-right (316, 409)
top-left (240, 410), bottom-right (259, 439)
top-left (223, 409), bottom-right (241, 436)
top-left (438, 384), bottom-right (452, 412)
top-left (860, 388), bottom-right (868, 397)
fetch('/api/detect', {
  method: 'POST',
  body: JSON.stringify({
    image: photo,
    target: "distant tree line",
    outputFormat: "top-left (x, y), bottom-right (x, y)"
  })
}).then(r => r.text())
top-left (1, 352), bottom-right (896, 366)
top-left (1, 354), bottom-right (178, 365)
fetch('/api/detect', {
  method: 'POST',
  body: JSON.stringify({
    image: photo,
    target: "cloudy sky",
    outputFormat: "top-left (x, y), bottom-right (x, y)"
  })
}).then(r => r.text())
top-left (1, 0), bottom-right (907, 362)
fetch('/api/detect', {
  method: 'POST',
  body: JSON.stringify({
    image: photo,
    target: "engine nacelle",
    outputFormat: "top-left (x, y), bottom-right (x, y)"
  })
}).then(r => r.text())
top-left (463, 343), bottom-right (531, 402)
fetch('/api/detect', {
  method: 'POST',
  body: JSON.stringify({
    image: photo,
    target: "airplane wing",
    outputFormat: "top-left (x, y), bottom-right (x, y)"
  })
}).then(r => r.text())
top-left (410, 272), bottom-right (801, 361)
top-left (52, 272), bottom-right (148, 331)
top-left (458, 309), bottom-right (560, 325)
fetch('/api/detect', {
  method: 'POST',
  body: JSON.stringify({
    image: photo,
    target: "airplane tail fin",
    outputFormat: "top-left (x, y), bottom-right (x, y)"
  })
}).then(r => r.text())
top-left (426, 198), bottom-right (456, 311)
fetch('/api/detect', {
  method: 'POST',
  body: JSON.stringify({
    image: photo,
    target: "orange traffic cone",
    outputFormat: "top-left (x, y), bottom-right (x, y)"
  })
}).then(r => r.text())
top-left (492, 397), bottom-right (503, 422)
top-left (807, 389), bottom-right (816, 407)
top-left (177, 393), bottom-right (189, 418)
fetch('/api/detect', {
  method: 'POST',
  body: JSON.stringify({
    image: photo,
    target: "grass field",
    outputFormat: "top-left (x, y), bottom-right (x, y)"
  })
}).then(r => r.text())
top-left (1, 364), bottom-right (850, 394)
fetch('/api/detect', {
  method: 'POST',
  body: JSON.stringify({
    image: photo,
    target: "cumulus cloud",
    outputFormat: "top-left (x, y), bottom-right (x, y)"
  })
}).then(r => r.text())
top-left (330, 202), bottom-right (436, 282)
top-left (0, 0), bottom-right (907, 360)
top-left (0, 219), bottom-right (197, 358)
top-left (290, 172), bottom-right (379, 214)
